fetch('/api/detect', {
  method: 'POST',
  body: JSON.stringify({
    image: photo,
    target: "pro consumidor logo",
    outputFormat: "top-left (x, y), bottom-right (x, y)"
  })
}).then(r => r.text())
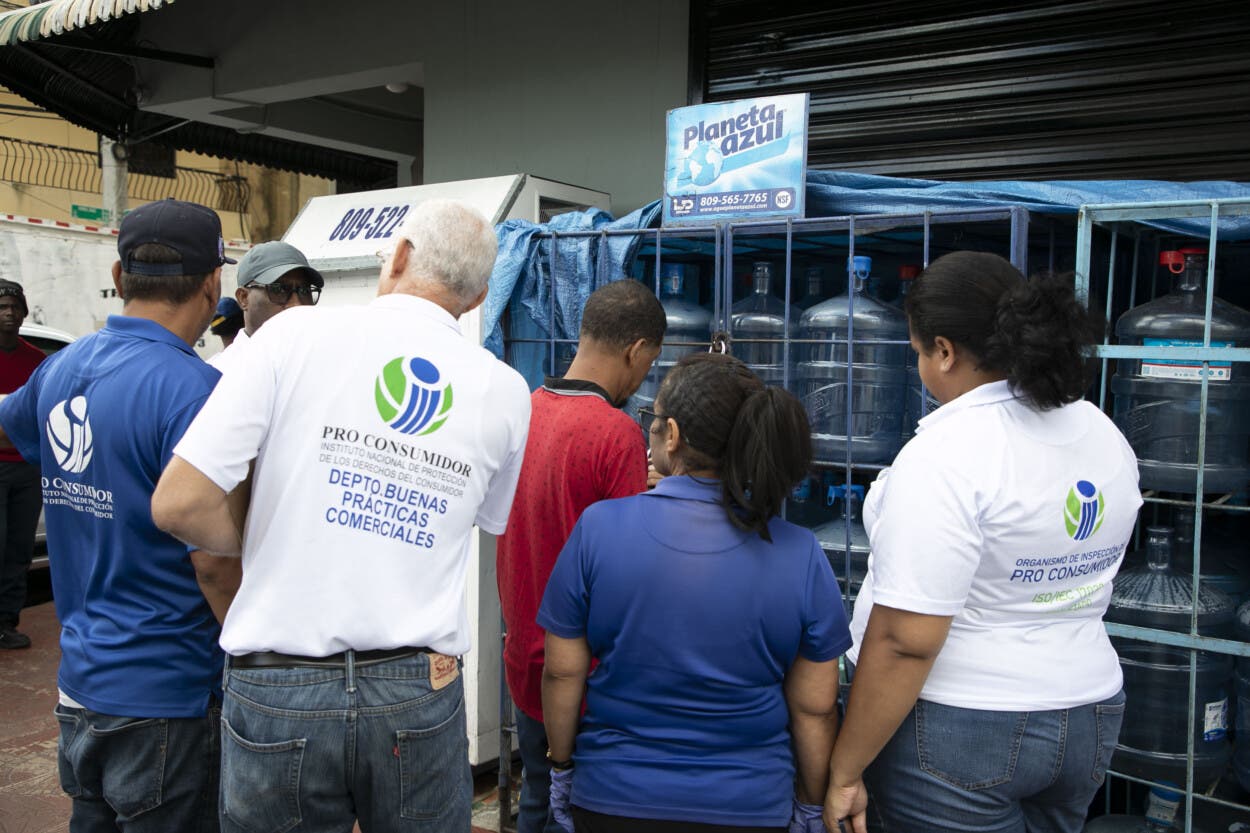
top-left (375, 357), bottom-right (453, 436)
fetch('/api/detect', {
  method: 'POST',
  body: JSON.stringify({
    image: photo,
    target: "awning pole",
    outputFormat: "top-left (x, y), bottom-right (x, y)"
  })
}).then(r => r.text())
top-left (100, 136), bottom-right (127, 226)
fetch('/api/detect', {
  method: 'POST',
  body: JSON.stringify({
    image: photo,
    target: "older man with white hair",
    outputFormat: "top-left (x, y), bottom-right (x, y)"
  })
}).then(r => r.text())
top-left (152, 200), bottom-right (531, 833)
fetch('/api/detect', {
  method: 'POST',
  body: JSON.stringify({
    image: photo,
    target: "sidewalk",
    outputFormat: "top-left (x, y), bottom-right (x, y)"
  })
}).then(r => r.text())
top-left (0, 601), bottom-right (68, 833)
top-left (0, 602), bottom-right (512, 832)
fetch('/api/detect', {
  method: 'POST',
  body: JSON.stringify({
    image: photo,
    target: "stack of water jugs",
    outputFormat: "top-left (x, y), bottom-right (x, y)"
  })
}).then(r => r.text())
top-left (1102, 246), bottom-right (1250, 829)
top-left (729, 257), bottom-right (925, 601)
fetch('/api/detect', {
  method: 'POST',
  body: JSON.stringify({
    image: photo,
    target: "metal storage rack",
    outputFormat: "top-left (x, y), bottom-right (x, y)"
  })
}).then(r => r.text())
top-left (719, 207), bottom-right (1074, 606)
top-left (497, 198), bottom-right (1250, 831)
top-left (501, 224), bottom-right (722, 393)
top-left (1076, 198), bottom-right (1250, 832)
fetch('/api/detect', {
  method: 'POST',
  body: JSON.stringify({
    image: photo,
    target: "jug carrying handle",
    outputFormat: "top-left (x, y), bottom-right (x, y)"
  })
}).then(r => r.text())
top-left (1160, 250), bottom-right (1186, 275)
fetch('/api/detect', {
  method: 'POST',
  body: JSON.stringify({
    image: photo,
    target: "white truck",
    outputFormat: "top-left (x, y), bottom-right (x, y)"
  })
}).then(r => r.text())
top-left (0, 211), bottom-right (248, 353)
top-left (0, 212), bottom-right (248, 567)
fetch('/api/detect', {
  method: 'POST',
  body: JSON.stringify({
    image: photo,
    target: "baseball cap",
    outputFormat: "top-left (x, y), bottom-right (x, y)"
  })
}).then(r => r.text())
top-left (118, 198), bottom-right (237, 276)
top-left (237, 241), bottom-right (324, 288)
top-left (210, 296), bottom-right (244, 334)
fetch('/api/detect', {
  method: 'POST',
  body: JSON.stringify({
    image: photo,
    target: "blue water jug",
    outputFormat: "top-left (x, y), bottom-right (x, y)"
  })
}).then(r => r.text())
top-left (635, 264), bottom-right (711, 411)
top-left (729, 261), bottom-right (798, 385)
top-left (796, 256), bottom-right (909, 464)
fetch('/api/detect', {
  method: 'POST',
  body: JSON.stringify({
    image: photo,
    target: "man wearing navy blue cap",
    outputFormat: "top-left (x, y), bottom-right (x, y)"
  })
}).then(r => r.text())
top-left (0, 198), bottom-right (239, 832)
top-left (211, 296), bottom-right (245, 351)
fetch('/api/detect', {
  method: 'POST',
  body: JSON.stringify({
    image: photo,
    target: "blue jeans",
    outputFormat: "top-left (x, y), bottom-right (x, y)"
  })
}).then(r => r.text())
top-left (221, 652), bottom-right (470, 833)
top-left (862, 690), bottom-right (1126, 833)
top-left (515, 709), bottom-right (564, 833)
top-left (54, 700), bottom-right (221, 833)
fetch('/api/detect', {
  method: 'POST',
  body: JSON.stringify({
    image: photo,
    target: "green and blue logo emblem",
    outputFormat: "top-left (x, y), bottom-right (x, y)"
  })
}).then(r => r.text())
top-left (375, 356), bottom-right (453, 436)
top-left (1064, 480), bottom-right (1105, 541)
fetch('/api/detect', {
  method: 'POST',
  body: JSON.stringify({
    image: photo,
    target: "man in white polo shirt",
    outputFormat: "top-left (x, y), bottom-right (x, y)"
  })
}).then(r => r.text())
top-left (152, 199), bottom-right (531, 833)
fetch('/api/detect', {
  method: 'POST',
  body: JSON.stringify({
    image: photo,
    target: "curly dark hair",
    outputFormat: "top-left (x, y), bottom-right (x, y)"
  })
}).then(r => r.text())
top-left (905, 251), bottom-right (1104, 410)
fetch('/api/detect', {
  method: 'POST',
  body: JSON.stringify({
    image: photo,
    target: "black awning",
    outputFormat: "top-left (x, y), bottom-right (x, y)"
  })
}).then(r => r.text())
top-left (0, 8), bottom-right (396, 190)
top-left (0, 0), bottom-right (178, 46)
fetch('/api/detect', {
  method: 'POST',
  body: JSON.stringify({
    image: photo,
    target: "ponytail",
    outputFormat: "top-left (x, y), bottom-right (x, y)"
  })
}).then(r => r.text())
top-left (907, 251), bottom-right (1104, 411)
top-left (982, 274), bottom-right (1103, 410)
top-left (722, 387), bottom-right (812, 541)
top-left (658, 354), bottom-right (811, 541)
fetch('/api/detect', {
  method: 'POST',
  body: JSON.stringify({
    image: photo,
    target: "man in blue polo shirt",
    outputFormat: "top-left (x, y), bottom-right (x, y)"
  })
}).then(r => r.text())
top-left (0, 198), bottom-right (238, 833)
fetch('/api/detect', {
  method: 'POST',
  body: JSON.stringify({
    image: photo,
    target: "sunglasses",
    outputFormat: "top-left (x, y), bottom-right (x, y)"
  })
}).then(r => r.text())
top-left (247, 282), bottom-right (321, 305)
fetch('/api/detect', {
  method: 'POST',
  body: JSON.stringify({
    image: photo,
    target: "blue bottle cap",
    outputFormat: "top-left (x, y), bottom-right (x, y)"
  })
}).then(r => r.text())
top-left (849, 255), bottom-right (873, 275)
top-left (660, 263), bottom-right (685, 296)
top-left (827, 483), bottom-right (866, 506)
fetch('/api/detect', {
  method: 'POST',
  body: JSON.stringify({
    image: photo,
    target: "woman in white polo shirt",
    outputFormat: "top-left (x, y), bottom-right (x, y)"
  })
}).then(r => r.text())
top-left (825, 252), bottom-right (1142, 833)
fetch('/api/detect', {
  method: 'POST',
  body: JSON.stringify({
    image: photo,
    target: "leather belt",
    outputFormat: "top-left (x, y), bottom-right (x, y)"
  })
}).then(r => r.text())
top-left (230, 647), bottom-right (431, 669)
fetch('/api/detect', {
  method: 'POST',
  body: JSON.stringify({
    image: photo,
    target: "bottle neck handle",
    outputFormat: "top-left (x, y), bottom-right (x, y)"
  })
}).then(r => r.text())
top-left (1146, 538), bottom-right (1172, 571)
top-left (1176, 264), bottom-right (1207, 293)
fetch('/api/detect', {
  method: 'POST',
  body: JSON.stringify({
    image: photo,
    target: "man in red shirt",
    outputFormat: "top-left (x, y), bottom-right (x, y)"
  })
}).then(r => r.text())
top-left (498, 279), bottom-right (666, 833)
top-left (0, 280), bottom-right (46, 648)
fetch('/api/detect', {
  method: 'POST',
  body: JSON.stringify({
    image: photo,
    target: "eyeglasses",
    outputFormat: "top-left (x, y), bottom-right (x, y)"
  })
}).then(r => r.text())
top-left (637, 407), bottom-right (668, 434)
top-left (247, 282), bottom-right (321, 305)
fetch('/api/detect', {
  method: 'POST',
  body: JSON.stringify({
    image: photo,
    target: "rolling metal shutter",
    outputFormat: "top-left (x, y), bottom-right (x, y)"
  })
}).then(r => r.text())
top-left (694, 0), bottom-right (1250, 181)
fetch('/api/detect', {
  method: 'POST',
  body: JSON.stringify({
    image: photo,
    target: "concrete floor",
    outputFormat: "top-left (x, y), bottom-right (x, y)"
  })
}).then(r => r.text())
top-left (0, 601), bottom-right (69, 833)
top-left (0, 601), bottom-right (515, 833)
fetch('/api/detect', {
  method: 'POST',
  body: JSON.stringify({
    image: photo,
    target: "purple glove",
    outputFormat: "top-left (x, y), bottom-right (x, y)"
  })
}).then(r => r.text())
top-left (549, 766), bottom-right (575, 833)
top-left (789, 799), bottom-right (824, 833)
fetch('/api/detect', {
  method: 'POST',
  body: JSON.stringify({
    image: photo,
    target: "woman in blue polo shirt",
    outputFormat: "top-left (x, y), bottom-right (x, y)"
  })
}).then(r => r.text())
top-left (539, 352), bottom-right (851, 833)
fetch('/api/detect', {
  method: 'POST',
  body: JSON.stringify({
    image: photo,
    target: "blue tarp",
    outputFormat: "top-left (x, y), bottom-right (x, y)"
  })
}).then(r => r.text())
top-left (484, 172), bottom-right (1250, 373)
top-left (483, 201), bottom-right (661, 363)
top-left (803, 171), bottom-right (1250, 240)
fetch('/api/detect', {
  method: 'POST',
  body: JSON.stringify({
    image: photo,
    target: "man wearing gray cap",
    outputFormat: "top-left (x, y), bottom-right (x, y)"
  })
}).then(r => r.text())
top-left (209, 240), bottom-right (323, 371)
